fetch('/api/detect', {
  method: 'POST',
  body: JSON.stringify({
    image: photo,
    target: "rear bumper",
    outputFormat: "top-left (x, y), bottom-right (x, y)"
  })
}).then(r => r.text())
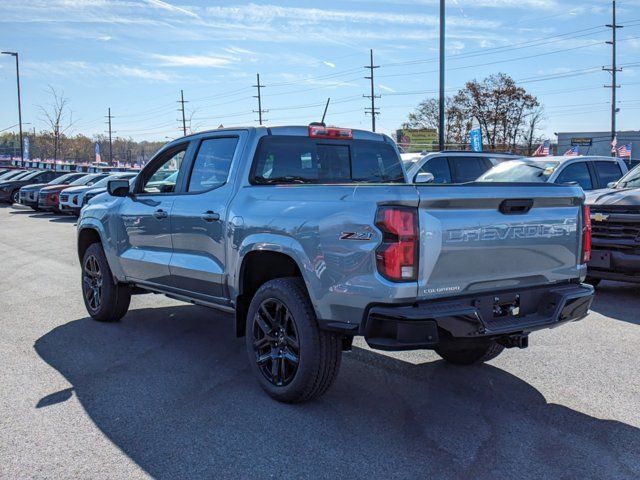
top-left (354, 283), bottom-right (593, 351)
top-left (588, 248), bottom-right (640, 283)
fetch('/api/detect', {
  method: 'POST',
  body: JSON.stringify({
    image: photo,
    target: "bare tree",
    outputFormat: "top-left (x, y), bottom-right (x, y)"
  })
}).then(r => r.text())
top-left (522, 107), bottom-right (545, 155)
top-left (186, 107), bottom-right (204, 135)
top-left (38, 86), bottom-right (74, 160)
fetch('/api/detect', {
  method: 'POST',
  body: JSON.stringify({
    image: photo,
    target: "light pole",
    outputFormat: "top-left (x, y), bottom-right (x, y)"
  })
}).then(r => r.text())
top-left (1, 51), bottom-right (23, 164)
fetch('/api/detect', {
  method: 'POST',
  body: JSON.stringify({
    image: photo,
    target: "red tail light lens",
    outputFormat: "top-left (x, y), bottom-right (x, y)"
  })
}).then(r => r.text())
top-left (375, 206), bottom-right (418, 282)
top-left (308, 125), bottom-right (353, 139)
top-left (582, 205), bottom-right (592, 263)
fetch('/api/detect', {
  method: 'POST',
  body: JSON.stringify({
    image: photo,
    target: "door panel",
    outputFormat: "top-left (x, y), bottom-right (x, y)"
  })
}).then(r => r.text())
top-left (169, 135), bottom-right (241, 300)
top-left (118, 197), bottom-right (174, 284)
top-left (115, 141), bottom-right (191, 287)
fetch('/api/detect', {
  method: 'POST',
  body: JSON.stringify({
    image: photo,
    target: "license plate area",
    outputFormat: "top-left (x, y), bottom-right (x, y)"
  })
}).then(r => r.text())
top-left (589, 251), bottom-right (611, 269)
top-left (491, 293), bottom-right (521, 318)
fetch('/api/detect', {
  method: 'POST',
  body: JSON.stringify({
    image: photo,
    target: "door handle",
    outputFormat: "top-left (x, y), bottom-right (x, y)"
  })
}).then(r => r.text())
top-left (201, 210), bottom-right (220, 222)
top-left (499, 199), bottom-right (533, 215)
top-left (153, 209), bottom-right (169, 220)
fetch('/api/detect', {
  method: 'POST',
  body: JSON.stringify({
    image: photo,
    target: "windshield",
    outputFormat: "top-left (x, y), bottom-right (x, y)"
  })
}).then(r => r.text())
top-left (19, 170), bottom-right (44, 181)
top-left (0, 170), bottom-right (26, 181)
top-left (69, 173), bottom-right (107, 186)
top-left (615, 164), bottom-right (640, 189)
top-left (477, 160), bottom-right (559, 183)
top-left (92, 173), bottom-right (137, 189)
top-left (48, 173), bottom-right (82, 185)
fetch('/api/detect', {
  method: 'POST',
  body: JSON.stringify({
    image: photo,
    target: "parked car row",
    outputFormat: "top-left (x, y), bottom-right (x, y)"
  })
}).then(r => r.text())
top-left (1, 168), bottom-right (145, 215)
top-left (402, 151), bottom-right (628, 191)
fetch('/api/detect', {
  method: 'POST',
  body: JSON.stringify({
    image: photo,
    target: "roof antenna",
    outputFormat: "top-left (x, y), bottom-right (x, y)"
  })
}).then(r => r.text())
top-left (321, 97), bottom-right (330, 125)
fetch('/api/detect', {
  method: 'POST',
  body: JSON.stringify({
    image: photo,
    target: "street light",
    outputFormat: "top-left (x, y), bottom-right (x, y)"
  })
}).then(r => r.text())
top-left (1, 51), bottom-right (23, 164)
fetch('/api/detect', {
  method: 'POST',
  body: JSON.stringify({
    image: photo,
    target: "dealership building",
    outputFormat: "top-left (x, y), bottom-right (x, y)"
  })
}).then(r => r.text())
top-left (556, 130), bottom-right (639, 159)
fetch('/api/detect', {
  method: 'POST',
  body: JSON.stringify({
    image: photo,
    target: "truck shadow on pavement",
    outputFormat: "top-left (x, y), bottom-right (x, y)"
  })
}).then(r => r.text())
top-left (35, 305), bottom-right (640, 480)
top-left (590, 281), bottom-right (640, 325)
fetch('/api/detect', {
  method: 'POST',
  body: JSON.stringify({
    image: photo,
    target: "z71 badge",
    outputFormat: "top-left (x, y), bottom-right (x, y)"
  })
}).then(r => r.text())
top-left (340, 231), bottom-right (373, 241)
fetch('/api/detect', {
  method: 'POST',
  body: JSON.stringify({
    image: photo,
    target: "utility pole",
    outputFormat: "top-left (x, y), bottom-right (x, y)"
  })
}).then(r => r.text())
top-left (364, 49), bottom-right (380, 132)
top-left (106, 108), bottom-right (114, 165)
top-left (438, 0), bottom-right (446, 151)
top-left (253, 73), bottom-right (267, 125)
top-left (604, 0), bottom-right (623, 154)
top-left (1, 51), bottom-right (23, 164)
top-left (178, 89), bottom-right (188, 136)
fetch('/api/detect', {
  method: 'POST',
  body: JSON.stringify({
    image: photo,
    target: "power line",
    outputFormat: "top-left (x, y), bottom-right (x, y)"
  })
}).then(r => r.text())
top-left (253, 73), bottom-right (267, 125)
top-left (363, 49), bottom-right (380, 132)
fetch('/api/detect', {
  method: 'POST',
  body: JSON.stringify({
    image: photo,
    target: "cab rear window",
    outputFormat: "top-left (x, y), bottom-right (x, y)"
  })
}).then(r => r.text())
top-left (250, 136), bottom-right (404, 184)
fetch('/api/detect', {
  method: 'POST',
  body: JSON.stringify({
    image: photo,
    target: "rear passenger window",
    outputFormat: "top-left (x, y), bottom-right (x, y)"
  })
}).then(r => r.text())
top-left (188, 137), bottom-right (238, 192)
top-left (251, 136), bottom-right (404, 184)
top-left (449, 157), bottom-right (490, 183)
top-left (556, 162), bottom-right (593, 190)
top-left (594, 161), bottom-right (623, 187)
top-left (419, 157), bottom-right (451, 183)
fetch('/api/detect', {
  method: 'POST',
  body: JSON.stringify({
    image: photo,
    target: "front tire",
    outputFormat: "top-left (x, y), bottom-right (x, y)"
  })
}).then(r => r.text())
top-left (245, 277), bottom-right (342, 403)
top-left (81, 243), bottom-right (131, 322)
top-left (436, 339), bottom-right (505, 365)
top-left (10, 190), bottom-right (19, 204)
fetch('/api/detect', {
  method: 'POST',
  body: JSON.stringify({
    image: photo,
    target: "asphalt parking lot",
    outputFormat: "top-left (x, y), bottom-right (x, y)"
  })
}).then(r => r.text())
top-left (0, 204), bottom-right (639, 480)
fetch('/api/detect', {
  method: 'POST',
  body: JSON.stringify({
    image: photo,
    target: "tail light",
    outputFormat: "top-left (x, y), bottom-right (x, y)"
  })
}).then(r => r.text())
top-left (582, 205), bottom-right (592, 263)
top-left (375, 206), bottom-right (418, 282)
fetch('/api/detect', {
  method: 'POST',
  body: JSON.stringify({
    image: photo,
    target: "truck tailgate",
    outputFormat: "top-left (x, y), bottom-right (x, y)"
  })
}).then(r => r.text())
top-left (415, 184), bottom-right (585, 300)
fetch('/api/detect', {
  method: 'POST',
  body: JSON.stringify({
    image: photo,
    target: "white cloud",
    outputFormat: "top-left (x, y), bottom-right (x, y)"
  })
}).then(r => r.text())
top-left (143, 0), bottom-right (198, 18)
top-left (151, 54), bottom-right (236, 68)
top-left (323, 61), bottom-right (336, 68)
top-left (378, 84), bottom-right (396, 93)
top-left (223, 46), bottom-right (256, 55)
top-left (23, 60), bottom-right (179, 82)
top-left (203, 4), bottom-right (500, 29)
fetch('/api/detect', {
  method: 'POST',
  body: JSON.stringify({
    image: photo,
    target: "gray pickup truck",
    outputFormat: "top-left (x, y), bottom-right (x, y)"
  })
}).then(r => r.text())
top-left (77, 124), bottom-right (594, 402)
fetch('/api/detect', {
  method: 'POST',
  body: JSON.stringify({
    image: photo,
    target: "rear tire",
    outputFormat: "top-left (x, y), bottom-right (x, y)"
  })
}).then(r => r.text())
top-left (584, 276), bottom-right (601, 287)
top-left (436, 339), bottom-right (504, 365)
top-left (81, 242), bottom-right (131, 322)
top-left (245, 277), bottom-right (342, 403)
top-left (10, 190), bottom-right (19, 204)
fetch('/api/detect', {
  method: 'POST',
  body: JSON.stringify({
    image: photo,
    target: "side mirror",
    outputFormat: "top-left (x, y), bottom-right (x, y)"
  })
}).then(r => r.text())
top-left (607, 181), bottom-right (617, 188)
top-left (415, 172), bottom-right (435, 184)
top-left (107, 179), bottom-right (130, 197)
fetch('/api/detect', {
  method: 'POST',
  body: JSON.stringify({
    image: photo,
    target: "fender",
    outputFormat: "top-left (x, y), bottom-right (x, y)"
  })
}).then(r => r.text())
top-left (231, 233), bottom-right (318, 311)
top-left (77, 216), bottom-right (126, 282)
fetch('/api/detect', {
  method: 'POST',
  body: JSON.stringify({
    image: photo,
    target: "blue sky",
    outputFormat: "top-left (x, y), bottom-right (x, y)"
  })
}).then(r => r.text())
top-left (1, 0), bottom-right (639, 142)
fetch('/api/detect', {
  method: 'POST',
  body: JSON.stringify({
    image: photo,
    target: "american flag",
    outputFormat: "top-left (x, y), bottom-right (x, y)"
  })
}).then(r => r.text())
top-left (533, 140), bottom-right (551, 157)
top-left (611, 136), bottom-right (618, 154)
top-left (618, 144), bottom-right (632, 158)
top-left (564, 146), bottom-right (579, 156)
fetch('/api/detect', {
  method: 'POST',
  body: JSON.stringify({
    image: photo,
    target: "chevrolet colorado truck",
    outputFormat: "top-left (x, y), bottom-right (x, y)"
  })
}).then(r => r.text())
top-left (77, 125), bottom-right (594, 402)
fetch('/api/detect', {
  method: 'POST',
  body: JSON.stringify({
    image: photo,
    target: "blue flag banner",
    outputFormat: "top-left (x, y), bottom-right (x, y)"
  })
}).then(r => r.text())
top-left (470, 127), bottom-right (483, 152)
top-left (23, 137), bottom-right (30, 160)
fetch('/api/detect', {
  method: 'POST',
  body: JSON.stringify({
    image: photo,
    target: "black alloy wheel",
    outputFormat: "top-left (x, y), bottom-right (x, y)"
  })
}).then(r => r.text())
top-left (252, 298), bottom-right (300, 387)
top-left (11, 190), bottom-right (19, 204)
top-left (83, 254), bottom-right (103, 312)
